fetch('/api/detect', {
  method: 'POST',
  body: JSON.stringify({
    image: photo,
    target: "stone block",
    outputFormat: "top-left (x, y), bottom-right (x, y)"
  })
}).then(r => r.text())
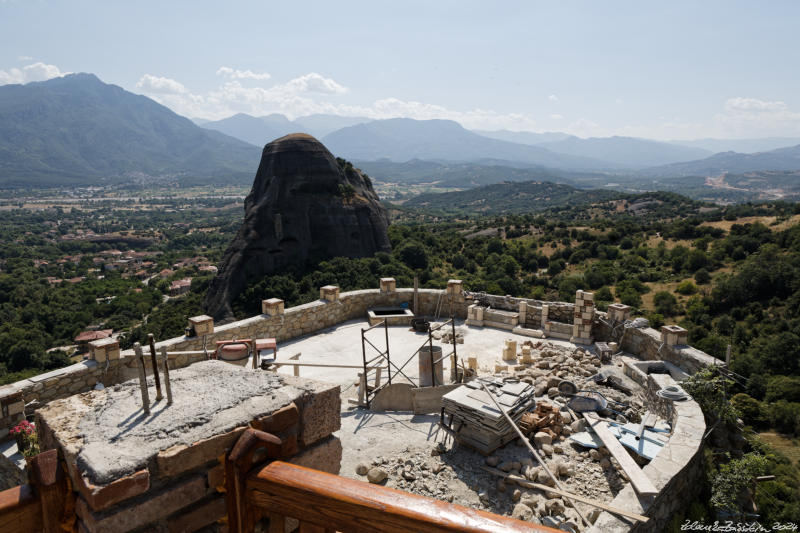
top-left (661, 325), bottom-right (688, 346)
top-left (282, 377), bottom-right (341, 447)
top-left (7, 400), bottom-right (24, 416)
top-left (76, 468), bottom-right (150, 512)
top-left (379, 278), bottom-right (396, 293)
top-left (76, 475), bottom-right (206, 533)
top-left (251, 402), bottom-right (299, 434)
top-left (261, 298), bottom-right (285, 316)
top-left (320, 285), bottom-right (340, 302)
top-left (167, 495), bottom-right (227, 533)
top-left (446, 279), bottom-right (463, 294)
top-left (89, 338), bottom-right (119, 363)
top-left (157, 426), bottom-right (246, 478)
top-left (288, 435), bottom-right (342, 475)
top-left (607, 303), bottom-right (631, 323)
top-left (188, 315), bottom-right (214, 336)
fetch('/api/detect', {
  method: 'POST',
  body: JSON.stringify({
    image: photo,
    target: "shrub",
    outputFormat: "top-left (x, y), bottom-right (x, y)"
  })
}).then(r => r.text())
top-left (676, 280), bottom-right (698, 295)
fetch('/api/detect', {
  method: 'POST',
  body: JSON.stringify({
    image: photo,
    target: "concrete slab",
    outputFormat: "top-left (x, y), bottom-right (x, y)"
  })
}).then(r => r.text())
top-left (271, 318), bottom-right (584, 387)
top-left (37, 360), bottom-right (328, 485)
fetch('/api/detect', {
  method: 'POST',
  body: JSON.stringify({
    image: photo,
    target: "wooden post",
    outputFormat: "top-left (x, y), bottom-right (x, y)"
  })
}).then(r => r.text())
top-left (29, 449), bottom-right (74, 533)
top-left (373, 367), bottom-right (382, 389)
top-left (133, 343), bottom-right (150, 414)
top-left (159, 347), bottom-right (173, 405)
top-left (147, 334), bottom-right (163, 401)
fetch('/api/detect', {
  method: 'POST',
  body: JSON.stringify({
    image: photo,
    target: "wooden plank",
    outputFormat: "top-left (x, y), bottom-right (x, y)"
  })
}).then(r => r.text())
top-left (0, 484), bottom-right (43, 533)
top-left (248, 461), bottom-right (548, 533)
top-left (583, 413), bottom-right (658, 496)
top-left (481, 466), bottom-right (649, 523)
top-left (477, 382), bottom-right (590, 528)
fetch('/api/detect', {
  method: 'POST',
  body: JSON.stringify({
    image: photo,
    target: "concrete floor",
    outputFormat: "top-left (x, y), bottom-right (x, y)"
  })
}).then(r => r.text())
top-left (270, 318), bottom-right (582, 389)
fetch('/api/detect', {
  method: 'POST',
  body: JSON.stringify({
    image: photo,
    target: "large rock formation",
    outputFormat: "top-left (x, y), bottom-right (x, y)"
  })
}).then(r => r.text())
top-left (205, 133), bottom-right (391, 320)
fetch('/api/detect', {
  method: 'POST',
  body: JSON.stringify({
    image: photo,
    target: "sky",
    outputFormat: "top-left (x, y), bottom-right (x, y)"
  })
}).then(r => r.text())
top-left (1, 0), bottom-right (799, 140)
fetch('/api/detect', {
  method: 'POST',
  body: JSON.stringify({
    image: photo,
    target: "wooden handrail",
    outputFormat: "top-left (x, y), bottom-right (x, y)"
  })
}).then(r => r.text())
top-left (247, 461), bottom-right (557, 533)
top-left (0, 484), bottom-right (43, 533)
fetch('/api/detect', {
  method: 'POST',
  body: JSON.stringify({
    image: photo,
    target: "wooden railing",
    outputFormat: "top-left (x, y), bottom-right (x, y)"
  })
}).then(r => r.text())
top-left (0, 449), bottom-right (72, 533)
top-left (242, 461), bottom-right (555, 533)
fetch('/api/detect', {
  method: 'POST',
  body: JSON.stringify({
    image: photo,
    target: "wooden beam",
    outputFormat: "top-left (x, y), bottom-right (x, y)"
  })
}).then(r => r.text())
top-left (0, 484), bottom-right (42, 533)
top-left (583, 413), bottom-right (657, 497)
top-left (247, 461), bottom-right (550, 533)
top-left (481, 466), bottom-right (649, 523)
top-left (479, 381), bottom-right (590, 528)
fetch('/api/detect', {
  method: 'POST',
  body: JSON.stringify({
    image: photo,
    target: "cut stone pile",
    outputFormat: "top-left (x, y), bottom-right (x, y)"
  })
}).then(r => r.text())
top-left (432, 326), bottom-right (466, 345)
top-left (508, 341), bottom-right (644, 424)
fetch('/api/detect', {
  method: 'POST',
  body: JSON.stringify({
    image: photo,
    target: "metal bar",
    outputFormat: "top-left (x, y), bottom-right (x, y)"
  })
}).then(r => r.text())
top-left (147, 334), bottom-right (163, 401)
top-left (428, 327), bottom-right (436, 387)
top-left (133, 343), bottom-right (150, 414)
top-left (384, 317), bottom-right (392, 385)
top-left (362, 319), bottom-right (387, 332)
top-left (365, 353), bottom-right (385, 366)
top-left (361, 329), bottom-right (370, 408)
top-left (451, 316), bottom-right (458, 382)
top-left (363, 337), bottom-right (384, 355)
top-left (159, 347), bottom-right (173, 405)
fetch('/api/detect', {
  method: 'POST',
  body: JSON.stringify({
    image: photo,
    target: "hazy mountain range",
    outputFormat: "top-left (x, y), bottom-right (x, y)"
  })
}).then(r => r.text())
top-left (0, 73), bottom-right (260, 186)
top-left (1, 73), bottom-right (800, 190)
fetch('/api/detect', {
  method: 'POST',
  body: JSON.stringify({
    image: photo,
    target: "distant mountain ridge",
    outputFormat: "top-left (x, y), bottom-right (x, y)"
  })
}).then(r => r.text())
top-left (644, 144), bottom-right (800, 177)
top-left (0, 73), bottom-right (261, 186)
top-left (200, 113), bottom-right (369, 146)
top-left (321, 118), bottom-right (618, 170)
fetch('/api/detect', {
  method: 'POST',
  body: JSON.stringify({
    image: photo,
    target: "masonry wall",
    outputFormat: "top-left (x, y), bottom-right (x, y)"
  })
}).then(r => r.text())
top-left (0, 287), bottom-right (466, 438)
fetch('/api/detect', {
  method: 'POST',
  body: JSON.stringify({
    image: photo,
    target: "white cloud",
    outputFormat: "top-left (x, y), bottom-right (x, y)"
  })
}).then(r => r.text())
top-left (216, 66), bottom-right (271, 81)
top-left (17, 55), bottom-right (33, 61)
top-left (714, 97), bottom-right (800, 137)
top-left (0, 62), bottom-right (68, 85)
top-left (548, 94), bottom-right (558, 102)
top-left (136, 74), bottom-right (188, 94)
top-left (281, 72), bottom-right (347, 94)
top-left (549, 114), bottom-right (564, 120)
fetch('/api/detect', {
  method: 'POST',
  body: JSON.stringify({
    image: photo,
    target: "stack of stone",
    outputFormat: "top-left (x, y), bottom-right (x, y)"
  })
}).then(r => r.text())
top-left (570, 290), bottom-right (595, 345)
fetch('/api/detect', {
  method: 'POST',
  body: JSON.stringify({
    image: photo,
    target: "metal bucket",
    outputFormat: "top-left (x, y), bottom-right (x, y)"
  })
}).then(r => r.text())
top-left (419, 345), bottom-right (444, 387)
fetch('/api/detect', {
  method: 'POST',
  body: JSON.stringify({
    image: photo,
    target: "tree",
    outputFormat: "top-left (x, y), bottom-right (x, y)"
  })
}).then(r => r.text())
top-left (653, 291), bottom-right (679, 316)
top-left (397, 241), bottom-right (429, 270)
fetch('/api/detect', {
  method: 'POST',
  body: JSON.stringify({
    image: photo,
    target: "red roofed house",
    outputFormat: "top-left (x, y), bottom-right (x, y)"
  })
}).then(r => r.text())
top-left (74, 329), bottom-right (113, 353)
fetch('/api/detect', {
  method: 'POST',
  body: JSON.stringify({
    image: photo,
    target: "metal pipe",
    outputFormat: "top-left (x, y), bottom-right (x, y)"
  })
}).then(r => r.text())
top-left (159, 347), bottom-right (173, 405)
top-left (428, 327), bottom-right (436, 387)
top-left (147, 334), bottom-right (163, 401)
top-left (451, 317), bottom-right (458, 382)
top-left (384, 317), bottom-right (391, 385)
top-left (361, 328), bottom-right (369, 408)
top-left (133, 343), bottom-right (150, 414)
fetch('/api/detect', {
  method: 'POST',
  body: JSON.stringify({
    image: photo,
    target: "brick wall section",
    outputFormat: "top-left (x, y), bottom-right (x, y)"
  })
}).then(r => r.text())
top-left (36, 371), bottom-right (342, 533)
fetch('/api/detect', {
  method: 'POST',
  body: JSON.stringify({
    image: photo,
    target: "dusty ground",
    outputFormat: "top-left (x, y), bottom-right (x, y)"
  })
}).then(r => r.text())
top-left (332, 339), bottom-right (649, 530)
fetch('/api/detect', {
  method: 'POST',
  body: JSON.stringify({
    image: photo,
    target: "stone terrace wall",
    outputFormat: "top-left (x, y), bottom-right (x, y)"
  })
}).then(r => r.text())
top-left (0, 286), bottom-right (468, 437)
top-left (590, 372), bottom-right (706, 533)
top-left (619, 325), bottom-right (717, 374)
top-left (478, 293), bottom-right (575, 325)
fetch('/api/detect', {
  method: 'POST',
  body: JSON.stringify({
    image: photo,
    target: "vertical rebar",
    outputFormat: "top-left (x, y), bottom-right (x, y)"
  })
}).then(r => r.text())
top-left (159, 347), bottom-right (173, 405)
top-left (361, 328), bottom-right (369, 408)
top-left (133, 343), bottom-right (150, 414)
top-left (384, 319), bottom-right (391, 385)
top-left (451, 317), bottom-right (458, 382)
top-left (147, 334), bottom-right (163, 401)
top-left (428, 327), bottom-right (436, 387)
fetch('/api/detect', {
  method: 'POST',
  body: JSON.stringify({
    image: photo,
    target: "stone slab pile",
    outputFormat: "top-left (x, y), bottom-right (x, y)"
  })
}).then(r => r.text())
top-left (442, 379), bottom-right (535, 454)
